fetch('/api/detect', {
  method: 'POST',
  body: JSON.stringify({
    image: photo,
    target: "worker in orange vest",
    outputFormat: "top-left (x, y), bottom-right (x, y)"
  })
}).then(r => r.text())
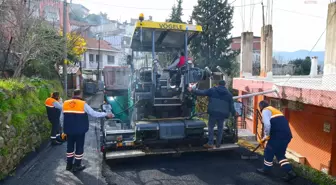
top-left (45, 92), bottom-right (63, 145)
top-left (61, 89), bottom-right (113, 172)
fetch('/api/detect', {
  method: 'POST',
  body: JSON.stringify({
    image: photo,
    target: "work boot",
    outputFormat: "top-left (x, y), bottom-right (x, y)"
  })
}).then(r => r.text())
top-left (72, 164), bottom-right (86, 173)
top-left (256, 168), bottom-right (271, 175)
top-left (281, 170), bottom-right (297, 182)
top-left (215, 144), bottom-right (221, 148)
top-left (66, 163), bottom-right (73, 171)
top-left (203, 143), bottom-right (214, 149)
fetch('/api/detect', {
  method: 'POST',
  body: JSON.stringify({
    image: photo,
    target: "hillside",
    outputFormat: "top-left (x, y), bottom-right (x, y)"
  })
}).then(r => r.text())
top-left (273, 50), bottom-right (324, 65)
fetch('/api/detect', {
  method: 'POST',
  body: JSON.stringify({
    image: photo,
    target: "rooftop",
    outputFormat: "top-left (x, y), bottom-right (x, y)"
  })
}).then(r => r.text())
top-left (235, 75), bottom-right (336, 91)
top-left (84, 37), bottom-right (120, 51)
top-left (233, 75), bottom-right (336, 109)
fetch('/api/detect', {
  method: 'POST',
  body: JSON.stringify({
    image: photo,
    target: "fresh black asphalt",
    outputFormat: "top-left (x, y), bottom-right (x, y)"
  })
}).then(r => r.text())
top-left (0, 92), bottom-right (316, 185)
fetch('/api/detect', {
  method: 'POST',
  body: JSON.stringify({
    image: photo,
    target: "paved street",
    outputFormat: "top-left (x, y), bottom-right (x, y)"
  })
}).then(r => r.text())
top-left (0, 93), bottom-right (315, 185)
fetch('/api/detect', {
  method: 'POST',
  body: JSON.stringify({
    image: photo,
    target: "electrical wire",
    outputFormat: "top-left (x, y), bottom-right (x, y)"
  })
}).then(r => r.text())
top-left (78, 0), bottom-right (256, 12)
top-left (279, 8), bottom-right (336, 88)
top-left (308, 9), bottom-right (336, 56)
top-left (274, 8), bottom-right (324, 19)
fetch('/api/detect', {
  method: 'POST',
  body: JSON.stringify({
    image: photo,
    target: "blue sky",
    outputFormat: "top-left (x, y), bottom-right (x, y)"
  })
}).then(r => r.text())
top-left (71, 0), bottom-right (330, 52)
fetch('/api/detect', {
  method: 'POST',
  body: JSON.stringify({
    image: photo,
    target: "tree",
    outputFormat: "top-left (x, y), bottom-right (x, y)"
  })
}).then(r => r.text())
top-left (1, 0), bottom-right (68, 78)
top-left (0, 0), bottom-right (87, 78)
top-left (60, 31), bottom-right (87, 64)
top-left (288, 56), bottom-right (311, 75)
top-left (22, 30), bottom-right (86, 79)
top-left (168, 0), bottom-right (184, 23)
top-left (190, 0), bottom-right (238, 77)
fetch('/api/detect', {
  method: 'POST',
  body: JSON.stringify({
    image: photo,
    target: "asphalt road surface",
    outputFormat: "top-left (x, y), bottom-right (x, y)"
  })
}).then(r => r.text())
top-left (0, 92), bottom-right (316, 185)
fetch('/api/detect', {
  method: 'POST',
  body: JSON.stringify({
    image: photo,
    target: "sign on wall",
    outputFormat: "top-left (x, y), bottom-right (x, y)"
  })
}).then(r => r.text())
top-left (323, 122), bottom-right (331, 133)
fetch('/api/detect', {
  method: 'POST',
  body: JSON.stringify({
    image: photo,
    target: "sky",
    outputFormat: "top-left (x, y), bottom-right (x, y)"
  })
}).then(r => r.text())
top-left (71, 0), bottom-right (331, 52)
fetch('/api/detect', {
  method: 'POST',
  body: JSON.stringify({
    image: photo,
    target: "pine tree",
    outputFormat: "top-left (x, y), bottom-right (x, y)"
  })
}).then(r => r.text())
top-left (168, 0), bottom-right (184, 23)
top-left (190, 0), bottom-right (238, 76)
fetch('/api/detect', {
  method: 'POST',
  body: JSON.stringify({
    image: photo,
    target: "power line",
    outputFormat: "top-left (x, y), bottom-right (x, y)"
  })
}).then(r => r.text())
top-left (279, 5), bottom-right (336, 87)
top-left (274, 8), bottom-right (325, 19)
top-left (77, 0), bottom-right (257, 11)
top-left (308, 9), bottom-right (336, 55)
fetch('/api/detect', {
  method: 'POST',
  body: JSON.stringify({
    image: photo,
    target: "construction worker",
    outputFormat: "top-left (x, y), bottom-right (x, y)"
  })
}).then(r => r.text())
top-left (45, 92), bottom-right (63, 145)
top-left (257, 100), bottom-right (297, 181)
top-left (188, 80), bottom-right (236, 148)
top-left (61, 89), bottom-right (113, 172)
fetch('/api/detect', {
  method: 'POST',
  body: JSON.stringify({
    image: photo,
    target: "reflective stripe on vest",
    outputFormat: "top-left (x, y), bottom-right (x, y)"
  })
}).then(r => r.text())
top-left (63, 99), bottom-right (85, 114)
top-left (45, 98), bottom-right (57, 108)
top-left (264, 106), bottom-right (284, 118)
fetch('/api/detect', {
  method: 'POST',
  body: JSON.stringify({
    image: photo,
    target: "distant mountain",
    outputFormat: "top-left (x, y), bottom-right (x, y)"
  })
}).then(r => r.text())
top-left (273, 50), bottom-right (324, 66)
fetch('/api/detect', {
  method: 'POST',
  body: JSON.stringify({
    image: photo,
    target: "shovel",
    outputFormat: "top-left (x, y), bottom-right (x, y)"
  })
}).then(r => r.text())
top-left (241, 142), bottom-right (263, 160)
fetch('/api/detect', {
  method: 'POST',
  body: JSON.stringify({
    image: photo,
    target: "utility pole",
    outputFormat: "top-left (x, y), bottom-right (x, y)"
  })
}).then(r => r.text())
top-left (63, 0), bottom-right (68, 95)
top-left (97, 35), bottom-right (101, 84)
top-left (261, 2), bottom-right (267, 76)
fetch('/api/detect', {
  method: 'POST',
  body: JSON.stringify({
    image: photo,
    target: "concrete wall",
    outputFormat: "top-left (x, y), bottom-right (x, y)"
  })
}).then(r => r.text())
top-left (240, 32), bottom-right (253, 77)
top-left (286, 104), bottom-right (334, 175)
top-left (323, 3), bottom-right (336, 85)
top-left (260, 25), bottom-right (273, 77)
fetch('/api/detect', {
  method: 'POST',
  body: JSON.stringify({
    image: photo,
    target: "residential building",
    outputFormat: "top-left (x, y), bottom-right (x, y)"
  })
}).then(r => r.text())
top-left (38, 0), bottom-right (70, 32)
top-left (231, 36), bottom-right (261, 51)
top-left (69, 3), bottom-right (90, 17)
top-left (233, 56), bottom-right (336, 176)
top-left (81, 37), bottom-right (121, 81)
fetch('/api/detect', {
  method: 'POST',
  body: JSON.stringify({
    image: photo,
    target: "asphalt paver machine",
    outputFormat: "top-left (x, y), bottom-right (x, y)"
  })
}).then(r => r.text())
top-left (100, 15), bottom-right (241, 161)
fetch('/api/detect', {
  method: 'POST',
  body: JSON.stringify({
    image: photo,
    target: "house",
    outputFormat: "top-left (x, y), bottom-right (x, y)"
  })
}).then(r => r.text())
top-left (38, 0), bottom-right (70, 32)
top-left (81, 37), bottom-right (121, 81)
top-left (69, 3), bottom-right (90, 17)
top-left (233, 56), bottom-right (336, 176)
top-left (231, 35), bottom-right (261, 52)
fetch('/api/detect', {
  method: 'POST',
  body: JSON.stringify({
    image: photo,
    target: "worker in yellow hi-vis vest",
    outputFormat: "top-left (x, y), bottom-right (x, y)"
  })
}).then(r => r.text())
top-left (257, 100), bottom-right (297, 182)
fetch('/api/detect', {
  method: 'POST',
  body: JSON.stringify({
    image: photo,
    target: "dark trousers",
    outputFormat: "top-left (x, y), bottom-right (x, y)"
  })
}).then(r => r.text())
top-left (66, 134), bottom-right (85, 165)
top-left (50, 120), bottom-right (60, 141)
top-left (263, 139), bottom-right (292, 172)
top-left (207, 116), bottom-right (225, 146)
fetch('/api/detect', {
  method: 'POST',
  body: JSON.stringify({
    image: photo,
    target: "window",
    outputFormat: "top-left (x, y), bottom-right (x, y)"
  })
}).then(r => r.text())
top-left (246, 96), bottom-right (254, 119)
top-left (270, 98), bottom-right (283, 111)
top-left (107, 55), bottom-right (115, 64)
top-left (89, 54), bottom-right (94, 62)
top-left (96, 55), bottom-right (100, 62)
